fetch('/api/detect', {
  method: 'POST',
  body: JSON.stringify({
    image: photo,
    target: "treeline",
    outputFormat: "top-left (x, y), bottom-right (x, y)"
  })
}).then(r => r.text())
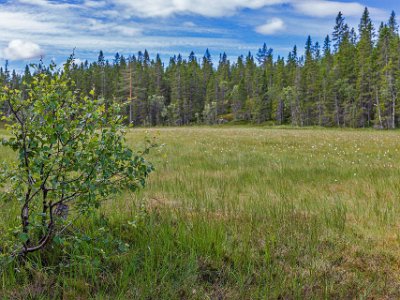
top-left (1, 8), bottom-right (400, 128)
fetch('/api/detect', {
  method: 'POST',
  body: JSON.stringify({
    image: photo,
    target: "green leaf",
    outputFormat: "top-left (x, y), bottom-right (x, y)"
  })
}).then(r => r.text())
top-left (18, 232), bottom-right (29, 243)
top-left (53, 236), bottom-right (65, 245)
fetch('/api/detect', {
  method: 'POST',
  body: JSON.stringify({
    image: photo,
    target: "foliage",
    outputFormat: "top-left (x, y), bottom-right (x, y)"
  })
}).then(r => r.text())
top-left (0, 58), bottom-right (153, 258)
top-left (3, 10), bottom-right (400, 128)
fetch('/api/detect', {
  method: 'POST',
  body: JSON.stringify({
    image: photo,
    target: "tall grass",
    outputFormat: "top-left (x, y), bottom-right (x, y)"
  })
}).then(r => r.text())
top-left (1, 127), bottom-right (400, 299)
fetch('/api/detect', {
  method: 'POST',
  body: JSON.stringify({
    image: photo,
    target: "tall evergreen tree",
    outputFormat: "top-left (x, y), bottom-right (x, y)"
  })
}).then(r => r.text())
top-left (2, 9), bottom-right (400, 128)
top-left (356, 7), bottom-right (375, 127)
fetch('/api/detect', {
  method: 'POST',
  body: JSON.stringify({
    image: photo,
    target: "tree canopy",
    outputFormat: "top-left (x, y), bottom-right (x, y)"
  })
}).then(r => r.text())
top-left (2, 9), bottom-right (400, 128)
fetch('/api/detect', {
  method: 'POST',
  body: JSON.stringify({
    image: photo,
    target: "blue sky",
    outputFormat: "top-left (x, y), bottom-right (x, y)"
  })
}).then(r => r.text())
top-left (0, 0), bottom-right (399, 69)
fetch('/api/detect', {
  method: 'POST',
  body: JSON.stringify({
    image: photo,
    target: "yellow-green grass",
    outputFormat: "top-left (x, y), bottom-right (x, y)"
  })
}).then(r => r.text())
top-left (1, 127), bottom-right (400, 299)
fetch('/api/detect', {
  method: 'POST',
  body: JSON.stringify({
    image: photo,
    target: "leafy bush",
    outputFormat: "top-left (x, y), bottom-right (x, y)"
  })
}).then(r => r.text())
top-left (0, 58), bottom-right (153, 259)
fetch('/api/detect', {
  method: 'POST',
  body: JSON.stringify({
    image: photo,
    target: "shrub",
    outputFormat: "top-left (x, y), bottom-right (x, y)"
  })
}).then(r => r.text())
top-left (0, 58), bottom-right (153, 258)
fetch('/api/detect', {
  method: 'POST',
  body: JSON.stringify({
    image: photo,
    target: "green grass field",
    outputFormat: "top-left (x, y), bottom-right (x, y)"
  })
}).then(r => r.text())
top-left (1, 127), bottom-right (400, 299)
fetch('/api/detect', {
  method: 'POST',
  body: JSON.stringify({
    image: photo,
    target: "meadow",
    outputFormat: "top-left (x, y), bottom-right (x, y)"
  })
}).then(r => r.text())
top-left (1, 126), bottom-right (400, 299)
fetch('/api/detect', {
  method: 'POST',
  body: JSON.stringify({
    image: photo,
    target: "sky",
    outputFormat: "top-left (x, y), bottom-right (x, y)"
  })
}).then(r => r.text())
top-left (0, 0), bottom-right (399, 70)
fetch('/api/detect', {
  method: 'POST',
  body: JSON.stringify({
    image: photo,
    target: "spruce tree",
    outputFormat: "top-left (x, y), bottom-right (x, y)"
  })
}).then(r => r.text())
top-left (356, 7), bottom-right (375, 127)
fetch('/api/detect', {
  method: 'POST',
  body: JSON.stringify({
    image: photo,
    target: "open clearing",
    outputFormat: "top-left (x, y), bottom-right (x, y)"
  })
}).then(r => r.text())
top-left (2, 127), bottom-right (400, 299)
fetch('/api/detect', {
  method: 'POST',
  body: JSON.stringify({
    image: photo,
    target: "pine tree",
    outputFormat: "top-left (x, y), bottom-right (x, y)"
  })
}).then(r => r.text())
top-left (334, 24), bottom-right (356, 126)
top-left (286, 45), bottom-right (302, 125)
top-left (375, 13), bottom-right (400, 128)
top-left (256, 43), bottom-right (273, 70)
top-left (301, 36), bottom-right (318, 125)
top-left (202, 49), bottom-right (213, 113)
top-left (356, 7), bottom-right (375, 127)
top-left (321, 35), bottom-right (335, 125)
top-left (3, 9), bottom-right (400, 128)
top-left (97, 50), bottom-right (105, 98)
top-left (333, 12), bottom-right (348, 52)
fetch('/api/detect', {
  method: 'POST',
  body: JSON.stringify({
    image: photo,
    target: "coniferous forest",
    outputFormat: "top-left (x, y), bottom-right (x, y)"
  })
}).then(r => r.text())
top-left (2, 9), bottom-right (400, 128)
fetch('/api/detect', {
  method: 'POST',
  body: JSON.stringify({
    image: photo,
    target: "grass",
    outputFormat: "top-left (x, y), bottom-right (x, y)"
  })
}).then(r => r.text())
top-left (1, 126), bottom-right (400, 299)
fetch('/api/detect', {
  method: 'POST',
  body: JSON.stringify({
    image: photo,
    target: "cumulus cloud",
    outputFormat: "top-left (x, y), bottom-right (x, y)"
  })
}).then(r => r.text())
top-left (2, 40), bottom-right (44, 60)
top-left (255, 18), bottom-right (285, 35)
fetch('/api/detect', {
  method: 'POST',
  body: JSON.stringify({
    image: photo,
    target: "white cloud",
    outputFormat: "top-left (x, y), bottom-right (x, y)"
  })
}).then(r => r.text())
top-left (0, 11), bottom-right (62, 34)
top-left (2, 40), bottom-right (44, 60)
top-left (17, 0), bottom-right (78, 10)
top-left (110, 0), bottom-right (386, 19)
top-left (255, 18), bottom-right (285, 35)
top-left (72, 58), bottom-right (83, 65)
top-left (292, 0), bottom-right (384, 18)
top-left (0, 0), bottom-right (391, 66)
top-left (84, 0), bottom-right (107, 8)
top-left (183, 21), bottom-right (196, 27)
top-left (112, 0), bottom-right (287, 18)
top-left (13, 0), bottom-right (385, 20)
top-left (113, 25), bottom-right (142, 36)
top-left (86, 19), bottom-right (142, 36)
